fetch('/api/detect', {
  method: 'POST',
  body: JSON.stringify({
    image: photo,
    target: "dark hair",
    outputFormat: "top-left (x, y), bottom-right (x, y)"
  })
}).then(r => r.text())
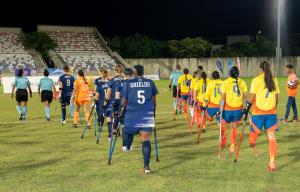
top-left (286, 64), bottom-right (294, 69)
top-left (230, 66), bottom-right (240, 96)
top-left (17, 69), bottom-right (23, 77)
top-left (63, 64), bottom-right (69, 72)
top-left (193, 71), bottom-right (197, 78)
top-left (176, 64), bottom-right (181, 70)
top-left (183, 68), bottom-right (189, 75)
top-left (44, 69), bottom-right (49, 77)
top-left (78, 69), bottom-right (87, 84)
top-left (212, 71), bottom-right (220, 80)
top-left (198, 65), bottom-right (203, 71)
top-left (260, 61), bottom-right (275, 92)
top-left (115, 64), bottom-right (123, 73)
top-left (134, 64), bottom-right (144, 76)
top-left (124, 68), bottom-right (133, 77)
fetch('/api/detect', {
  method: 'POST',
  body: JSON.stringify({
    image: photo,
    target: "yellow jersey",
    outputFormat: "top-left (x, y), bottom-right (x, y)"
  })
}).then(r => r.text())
top-left (250, 74), bottom-right (280, 115)
top-left (204, 79), bottom-right (223, 107)
top-left (220, 77), bottom-right (247, 109)
top-left (190, 77), bottom-right (198, 91)
top-left (178, 74), bottom-right (193, 95)
top-left (194, 78), bottom-right (210, 104)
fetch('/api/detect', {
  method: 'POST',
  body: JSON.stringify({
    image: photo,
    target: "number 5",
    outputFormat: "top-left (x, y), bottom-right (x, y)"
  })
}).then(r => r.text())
top-left (137, 90), bottom-right (145, 104)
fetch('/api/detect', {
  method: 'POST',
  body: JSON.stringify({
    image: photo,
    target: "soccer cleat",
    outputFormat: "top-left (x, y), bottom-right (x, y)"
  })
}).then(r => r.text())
top-left (46, 117), bottom-right (50, 121)
top-left (268, 162), bottom-right (276, 172)
top-left (61, 120), bottom-right (66, 126)
top-left (86, 125), bottom-right (91, 129)
top-left (144, 166), bottom-right (151, 174)
top-left (112, 128), bottom-right (118, 135)
top-left (290, 118), bottom-right (299, 122)
top-left (72, 124), bottom-right (78, 128)
top-left (281, 118), bottom-right (287, 123)
top-left (229, 144), bottom-right (235, 153)
top-left (107, 137), bottom-right (112, 142)
top-left (202, 128), bottom-right (206, 133)
top-left (19, 113), bottom-right (23, 121)
top-left (175, 109), bottom-right (178, 115)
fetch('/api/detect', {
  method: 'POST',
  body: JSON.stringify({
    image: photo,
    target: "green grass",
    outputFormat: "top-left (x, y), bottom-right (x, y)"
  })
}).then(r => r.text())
top-left (0, 78), bottom-right (300, 192)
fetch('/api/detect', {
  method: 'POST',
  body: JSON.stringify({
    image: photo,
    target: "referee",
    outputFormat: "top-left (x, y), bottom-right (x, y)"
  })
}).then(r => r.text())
top-left (169, 64), bottom-right (182, 119)
top-left (11, 69), bottom-right (32, 120)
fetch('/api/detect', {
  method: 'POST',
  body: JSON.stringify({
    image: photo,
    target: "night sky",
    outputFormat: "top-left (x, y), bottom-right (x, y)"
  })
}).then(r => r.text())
top-left (0, 0), bottom-right (299, 40)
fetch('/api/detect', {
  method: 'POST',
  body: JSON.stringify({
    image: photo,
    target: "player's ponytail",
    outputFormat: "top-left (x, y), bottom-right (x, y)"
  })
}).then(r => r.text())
top-left (260, 61), bottom-right (275, 92)
top-left (183, 68), bottom-right (189, 82)
top-left (78, 69), bottom-right (87, 85)
top-left (230, 66), bottom-right (240, 96)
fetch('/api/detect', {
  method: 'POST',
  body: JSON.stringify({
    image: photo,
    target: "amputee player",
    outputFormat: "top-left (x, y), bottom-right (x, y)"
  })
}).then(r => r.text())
top-left (11, 69), bottom-right (32, 120)
top-left (105, 64), bottom-right (124, 137)
top-left (38, 69), bottom-right (57, 121)
top-left (202, 71), bottom-right (223, 129)
top-left (190, 71), bottom-right (199, 124)
top-left (246, 61), bottom-right (280, 172)
top-left (219, 66), bottom-right (248, 153)
top-left (72, 70), bottom-right (91, 128)
top-left (193, 70), bottom-right (209, 131)
top-left (94, 69), bottom-right (110, 139)
top-left (120, 65), bottom-right (158, 174)
top-left (177, 68), bottom-right (193, 124)
top-left (282, 64), bottom-right (299, 123)
top-left (169, 64), bottom-right (182, 120)
top-left (115, 68), bottom-right (133, 151)
top-left (58, 65), bottom-right (75, 125)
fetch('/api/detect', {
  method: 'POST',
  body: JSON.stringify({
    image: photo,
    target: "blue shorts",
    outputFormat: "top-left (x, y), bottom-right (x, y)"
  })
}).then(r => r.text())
top-left (60, 94), bottom-right (71, 105)
top-left (250, 114), bottom-right (277, 133)
top-left (222, 109), bottom-right (243, 124)
top-left (123, 126), bottom-right (153, 135)
top-left (181, 95), bottom-right (189, 101)
top-left (206, 107), bottom-right (220, 122)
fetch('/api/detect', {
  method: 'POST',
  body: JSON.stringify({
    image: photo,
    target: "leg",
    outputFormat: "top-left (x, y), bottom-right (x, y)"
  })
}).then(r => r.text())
top-left (107, 116), bottom-right (112, 140)
top-left (16, 101), bottom-right (22, 119)
top-left (284, 96), bottom-right (292, 120)
top-left (73, 102), bottom-right (80, 126)
top-left (230, 122), bottom-right (238, 152)
top-left (44, 101), bottom-right (51, 120)
top-left (140, 131), bottom-right (152, 173)
top-left (61, 103), bottom-right (67, 122)
top-left (291, 97), bottom-right (298, 120)
top-left (23, 102), bottom-right (28, 119)
top-left (83, 103), bottom-right (91, 126)
top-left (267, 130), bottom-right (277, 171)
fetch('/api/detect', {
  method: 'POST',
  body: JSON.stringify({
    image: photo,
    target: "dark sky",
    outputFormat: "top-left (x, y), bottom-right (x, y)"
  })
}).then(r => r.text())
top-left (1, 0), bottom-right (299, 41)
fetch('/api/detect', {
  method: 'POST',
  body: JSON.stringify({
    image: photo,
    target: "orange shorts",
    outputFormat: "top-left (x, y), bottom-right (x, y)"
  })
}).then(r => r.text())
top-left (74, 100), bottom-right (90, 106)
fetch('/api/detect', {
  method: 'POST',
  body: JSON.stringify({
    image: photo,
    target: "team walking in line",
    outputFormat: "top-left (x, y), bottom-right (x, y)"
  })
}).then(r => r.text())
top-left (10, 61), bottom-right (298, 173)
top-left (170, 61), bottom-right (298, 172)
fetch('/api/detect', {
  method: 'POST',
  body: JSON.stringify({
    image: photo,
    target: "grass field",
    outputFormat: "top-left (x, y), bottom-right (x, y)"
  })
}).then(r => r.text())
top-left (0, 77), bottom-right (300, 192)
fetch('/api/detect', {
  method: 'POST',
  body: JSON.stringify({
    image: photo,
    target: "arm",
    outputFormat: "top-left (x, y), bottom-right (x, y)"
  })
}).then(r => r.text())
top-left (28, 86), bottom-right (32, 98)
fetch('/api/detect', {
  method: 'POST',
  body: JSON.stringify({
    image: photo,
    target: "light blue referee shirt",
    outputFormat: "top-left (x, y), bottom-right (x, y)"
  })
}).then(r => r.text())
top-left (39, 77), bottom-right (54, 91)
top-left (170, 71), bottom-right (183, 86)
top-left (13, 77), bottom-right (31, 89)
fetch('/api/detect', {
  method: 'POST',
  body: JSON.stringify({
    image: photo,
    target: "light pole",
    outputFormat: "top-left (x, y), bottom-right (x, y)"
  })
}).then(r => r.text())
top-left (276, 0), bottom-right (282, 76)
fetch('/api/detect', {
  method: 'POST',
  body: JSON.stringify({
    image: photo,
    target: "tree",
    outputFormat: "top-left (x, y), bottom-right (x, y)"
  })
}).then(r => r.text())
top-left (24, 32), bottom-right (57, 63)
top-left (168, 37), bottom-right (212, 58)
top-left (255, 36), bottom-right (276, 56)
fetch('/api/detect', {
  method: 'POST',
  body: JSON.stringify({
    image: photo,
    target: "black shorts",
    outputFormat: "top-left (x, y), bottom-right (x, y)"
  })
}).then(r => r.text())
top-left (41, 90), bottom-right (53, 103)
top-left (60, 94), bottom-right (72, 105)
top-left (16, 89), bottom-right (28, 102)
top-left (172, 86), bottom-right (181, 98)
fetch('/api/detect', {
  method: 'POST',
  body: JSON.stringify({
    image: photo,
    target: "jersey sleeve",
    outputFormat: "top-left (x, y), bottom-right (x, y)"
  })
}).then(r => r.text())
top-left (58, 76), bottom-right (62, 83)
top-left (170, 73), bottom-right (173, 80)
top-left (250, 78), bottom-right (258, 94)
top-left (241, 80), bottom-right (248, 93)
top-left (108, 79), bottom-right (114, 89)
top-left (291, 73), bottom-right (298, 81)
top-left (123, 81), bottom-right (129, 100)
top-left (220, 81), bottom-right (226, 94)
top-left (151, 81), bottom-right (159, 97)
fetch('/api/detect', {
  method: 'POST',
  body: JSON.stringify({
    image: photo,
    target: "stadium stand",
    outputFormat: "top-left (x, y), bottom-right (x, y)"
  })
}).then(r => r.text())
top-left (38, 25), bottom-right (126, 75)
top-left (0, 28), bottom-right (45, 76)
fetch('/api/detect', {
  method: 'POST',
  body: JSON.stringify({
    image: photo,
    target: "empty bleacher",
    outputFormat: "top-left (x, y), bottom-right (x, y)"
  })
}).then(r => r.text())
top-left (0, 30), bottom-right (37, 76)
top-left (39, 26), bottom-right (118, 74)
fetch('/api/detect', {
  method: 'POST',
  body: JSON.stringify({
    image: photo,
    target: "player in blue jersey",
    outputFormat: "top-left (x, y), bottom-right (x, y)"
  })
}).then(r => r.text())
top-left (11, 69), bottom-right (32, 120)
top-left (94, 69), bottom-right (110, 138)
top-left (38, 69), bottom-right (57, 121)
top-left (120, 65), bottom-right (158, 174)
top-left (105, 64), bottom-right (124, 137)
top-left (58, 65), bottom-right (75, 125)
top-left (115, 68), bottom-right (134, 151)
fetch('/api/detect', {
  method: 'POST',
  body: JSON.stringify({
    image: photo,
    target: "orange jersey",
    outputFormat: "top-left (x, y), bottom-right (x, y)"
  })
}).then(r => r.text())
top-left (287, 73), bottom-right (298, 97)
top-left (74, 77), bottom-right (91, 102)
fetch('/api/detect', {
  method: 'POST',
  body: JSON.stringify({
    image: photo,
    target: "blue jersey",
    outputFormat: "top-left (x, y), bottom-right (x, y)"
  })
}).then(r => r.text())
top-left (95, 78), bottom-right (109, 104)
top-left (115, 79), bottom-right (127, 99)
top-left (94, 77), bottom-right (102, 87)
top-left (108, 75), bottom-right (124, 101)
top-left (14, 77), bottom-right (30, 89)
top-left (39, 77), bottom-right (53, 91)
top-left (170, 71), bottom-right (183, 86)
top-left (59, 74), bottom-right (75, 97)
top-left (123, 77), bottom-right (158, 128)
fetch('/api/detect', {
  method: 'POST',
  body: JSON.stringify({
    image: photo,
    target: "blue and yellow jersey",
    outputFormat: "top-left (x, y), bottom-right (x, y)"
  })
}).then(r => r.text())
top-left (178, 74), bottom-right (193, 95)
top-left (250, 74), bottom-right (280, 115)
top-left (194, 78), bottom-right (210, 104)
top-left (204, 79), bottom-right (223, 107)
top-left (220, 77), bottom-right (247, 110)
